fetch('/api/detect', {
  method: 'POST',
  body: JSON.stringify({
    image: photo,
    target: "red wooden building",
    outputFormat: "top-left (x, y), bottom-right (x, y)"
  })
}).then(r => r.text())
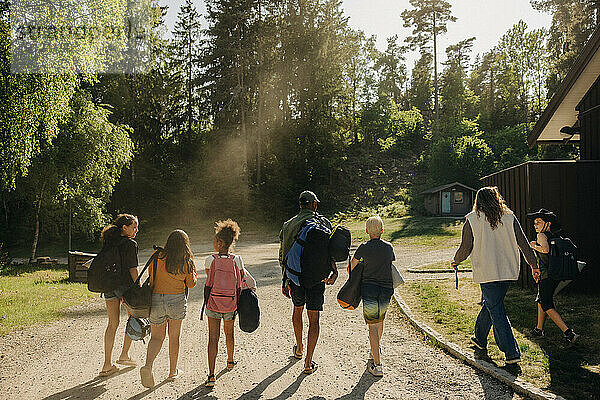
top-left (482, 27), bottom-right (600, 291)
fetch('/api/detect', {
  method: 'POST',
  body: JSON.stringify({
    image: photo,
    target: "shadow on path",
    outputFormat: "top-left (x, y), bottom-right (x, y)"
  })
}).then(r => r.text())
top-left (42, 366), bottom-right (135, 400)
top-left (234, 358), bottom-right (299, 400)
top-left (126, 379), bottom-right (170, 400)
top-left (335, 368), bottom-right (378, 400)
top-left (268, 370), bottom-right (308, 400)
top-left (178, 368), bottom-right (235, 400)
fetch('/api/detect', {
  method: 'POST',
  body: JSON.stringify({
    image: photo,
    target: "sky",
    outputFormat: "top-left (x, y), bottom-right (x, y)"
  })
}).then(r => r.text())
top-left (160, 0), bottom-right (553, 70)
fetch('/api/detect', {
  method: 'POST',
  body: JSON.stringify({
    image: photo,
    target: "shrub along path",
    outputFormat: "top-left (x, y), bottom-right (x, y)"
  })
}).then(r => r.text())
top-left (0, 240), bottom-right (523, 399)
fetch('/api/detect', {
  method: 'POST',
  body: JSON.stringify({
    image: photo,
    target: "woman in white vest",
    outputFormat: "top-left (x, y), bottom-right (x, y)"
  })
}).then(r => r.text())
top-left (451, 186), bottom-right (539, 364)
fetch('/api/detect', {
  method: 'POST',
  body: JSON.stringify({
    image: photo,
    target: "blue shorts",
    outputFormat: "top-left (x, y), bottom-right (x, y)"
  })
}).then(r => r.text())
top-left (361, 283), bottom-right (394, 324)
top-left (149, 293), bottom-right (187, 324)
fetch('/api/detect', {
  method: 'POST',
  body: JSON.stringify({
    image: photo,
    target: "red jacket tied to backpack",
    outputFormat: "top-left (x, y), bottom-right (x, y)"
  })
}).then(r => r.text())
top-left (206, 254), bottom-right (242, 313)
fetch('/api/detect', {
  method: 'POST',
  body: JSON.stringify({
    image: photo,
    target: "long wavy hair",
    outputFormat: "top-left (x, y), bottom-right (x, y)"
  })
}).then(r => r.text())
top-left (473, 187), bottom-right (510, 230)
top-left (100, 214), bottom-right (137, 245)
top-left (163, 229), bottom-right (194, 275)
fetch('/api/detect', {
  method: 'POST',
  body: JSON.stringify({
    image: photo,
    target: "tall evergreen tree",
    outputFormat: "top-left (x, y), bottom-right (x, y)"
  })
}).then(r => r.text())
top-left (169, 0), bottom-right (202, 149)
top-left (532, 0), bottom-right (599, 95)
top-left (401, 0), bottom-right (456, 126)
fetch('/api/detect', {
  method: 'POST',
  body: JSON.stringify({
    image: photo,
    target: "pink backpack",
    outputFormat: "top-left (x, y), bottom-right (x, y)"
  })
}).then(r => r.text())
top-left (205, 254), bottom-right (242, 313)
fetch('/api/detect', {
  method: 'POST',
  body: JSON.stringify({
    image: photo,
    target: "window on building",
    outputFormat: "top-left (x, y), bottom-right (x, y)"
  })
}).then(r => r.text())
top-left (454, 192), bottom-right (463, 203)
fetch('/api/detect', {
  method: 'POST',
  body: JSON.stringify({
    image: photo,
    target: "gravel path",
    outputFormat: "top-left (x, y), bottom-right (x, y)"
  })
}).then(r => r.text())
top-left (0, 240), bottom-right (523, 399)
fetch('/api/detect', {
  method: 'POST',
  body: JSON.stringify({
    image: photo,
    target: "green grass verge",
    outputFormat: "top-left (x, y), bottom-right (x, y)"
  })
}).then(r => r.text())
top-left (0, 264), bottom-right (95, 336)
top-left (338, 215), bottom-right (463, 249)
top-left (412, 259), bottom-right (472, 271)
top-left (397, 279), bottom-right (600, 400)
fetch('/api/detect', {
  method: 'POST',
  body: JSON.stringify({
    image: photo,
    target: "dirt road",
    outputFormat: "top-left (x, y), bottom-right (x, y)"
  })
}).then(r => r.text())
top-left (0, 240), bottom-right (523, 399)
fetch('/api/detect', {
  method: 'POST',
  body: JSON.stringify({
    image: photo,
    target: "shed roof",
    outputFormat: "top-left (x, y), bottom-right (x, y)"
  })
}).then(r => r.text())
top-left (527, 26), bottom-right (600, 147)
top-left (421, 182), bottom-right (476, 194)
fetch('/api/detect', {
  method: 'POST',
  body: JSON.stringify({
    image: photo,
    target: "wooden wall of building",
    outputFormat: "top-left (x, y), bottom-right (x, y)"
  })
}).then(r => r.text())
top-left (578, 76), bottom-right (600, 161)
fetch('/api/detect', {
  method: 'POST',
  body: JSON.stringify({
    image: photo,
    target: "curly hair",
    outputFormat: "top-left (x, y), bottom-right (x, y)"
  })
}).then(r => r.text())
top-left (473, 187), bottom-right (510, 230)
top-left (214, 219), bottom-right (241, 253)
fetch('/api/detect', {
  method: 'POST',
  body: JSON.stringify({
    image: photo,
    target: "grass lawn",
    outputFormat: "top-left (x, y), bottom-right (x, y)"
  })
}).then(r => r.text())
top-left (411, 259), bottom-right (472, 271)
top-left (340, 215), bottom-right (463, 249)
top-left (0, 264), bottom-right (95, 336)
top-left (397, 279), bottom-right (600, 400)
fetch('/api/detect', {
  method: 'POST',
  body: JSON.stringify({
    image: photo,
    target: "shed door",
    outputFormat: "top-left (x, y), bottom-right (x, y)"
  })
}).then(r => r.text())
top-left (442, 192), bottom-right (451, 214)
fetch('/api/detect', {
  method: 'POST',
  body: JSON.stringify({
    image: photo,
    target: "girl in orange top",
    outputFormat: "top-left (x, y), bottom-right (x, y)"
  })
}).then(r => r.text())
top-left (140, 229), bottom-right (197, 388)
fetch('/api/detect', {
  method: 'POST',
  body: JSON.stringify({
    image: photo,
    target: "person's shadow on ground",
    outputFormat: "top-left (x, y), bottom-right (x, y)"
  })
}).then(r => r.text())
top-left (41, 366), bottom-right (135, 400)
top-left (335, 367), bottom-right (380, 400)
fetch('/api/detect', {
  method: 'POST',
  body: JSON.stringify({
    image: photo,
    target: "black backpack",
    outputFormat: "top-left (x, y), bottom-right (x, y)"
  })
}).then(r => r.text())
top-left (238, 288), bottom-right (260, 333)
top-left (329, 225), bottom-right (351, 262)
top-left (548, 236), bottom-right (579, 281)
top-left (87, 239), bottom-right (125, 293)
top-left (285, 215), bottom-right (333, 289)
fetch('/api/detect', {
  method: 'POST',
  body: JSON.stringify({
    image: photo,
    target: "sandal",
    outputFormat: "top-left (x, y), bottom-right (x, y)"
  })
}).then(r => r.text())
top-left (99, 365), bottom-right (118, 377)
top-left (167, 368), bottom-right (183, 381)
top-left (117, 357), bottom-right (138, 366)
top-left (292, 345), bottom-right (303, 360)
top-left (205, 374), bottom-right (216, 387)
top-left (303, 361), bottom-right (318, 374)
top-left (226, 361), bottom-right (238, 370)
top-left (140, 366), bottom-right (155, 389)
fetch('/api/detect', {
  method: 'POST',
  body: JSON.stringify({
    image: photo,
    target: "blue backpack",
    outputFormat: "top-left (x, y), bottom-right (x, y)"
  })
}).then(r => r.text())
top-left (285, 216), bottom-right (332, 288)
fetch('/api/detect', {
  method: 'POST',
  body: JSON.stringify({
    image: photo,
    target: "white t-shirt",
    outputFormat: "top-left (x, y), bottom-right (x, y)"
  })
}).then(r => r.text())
top-left (204, 254), bottom-right (256, 290)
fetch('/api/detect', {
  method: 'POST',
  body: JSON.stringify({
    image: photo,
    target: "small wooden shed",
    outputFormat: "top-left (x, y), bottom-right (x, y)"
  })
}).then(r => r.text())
top-left (421, 182), bottom-right (476, 216)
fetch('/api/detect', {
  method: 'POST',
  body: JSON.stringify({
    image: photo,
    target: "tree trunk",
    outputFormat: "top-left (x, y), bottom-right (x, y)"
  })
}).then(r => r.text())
top-left (433, 10), bottom-right (439, 125)
top-left (187, 25), bottom-right (193, 145)
top-left (257, 0), bottom-right (263, 186)
top-left (68, 199), bottom-right (72, 252)
top-left (29, 184), bottom-right (45, 265)
top-left (237, 23), bottom-right (249, 213)
top-left (2, 191), bottom-right (8, 226)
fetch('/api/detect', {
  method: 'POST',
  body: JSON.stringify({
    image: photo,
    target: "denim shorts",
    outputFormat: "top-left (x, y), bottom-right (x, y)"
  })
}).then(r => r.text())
top-left (361, 283), bottom-right (394, 324)
top-left (205, 309), bottom-right (236, 320)
top-left (102, 285), bottom-right (128, 300)
top-left (149, 293), bottom-right (187, 324)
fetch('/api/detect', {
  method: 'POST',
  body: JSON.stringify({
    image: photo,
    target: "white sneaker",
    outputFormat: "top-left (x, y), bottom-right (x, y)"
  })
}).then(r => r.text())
top-left (367, 361), bottom-right (383, 377)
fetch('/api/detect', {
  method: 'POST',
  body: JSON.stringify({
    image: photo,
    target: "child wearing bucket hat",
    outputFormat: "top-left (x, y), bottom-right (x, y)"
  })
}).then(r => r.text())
top-left (527, 208), bottom-right (579, 343)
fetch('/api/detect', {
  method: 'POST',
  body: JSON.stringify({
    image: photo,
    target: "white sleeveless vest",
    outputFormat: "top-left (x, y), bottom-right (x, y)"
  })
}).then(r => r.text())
top-left (465, 211), bottom-right (520, 284)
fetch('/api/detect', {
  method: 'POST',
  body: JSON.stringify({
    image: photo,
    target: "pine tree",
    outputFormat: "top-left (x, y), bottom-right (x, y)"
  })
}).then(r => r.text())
top-left (401, 0), bottom-right (456, 127)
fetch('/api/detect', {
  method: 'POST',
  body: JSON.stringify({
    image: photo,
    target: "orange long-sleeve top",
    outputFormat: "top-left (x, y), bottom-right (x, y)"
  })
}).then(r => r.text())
top-left (149, 254), bottom-right (197, 294)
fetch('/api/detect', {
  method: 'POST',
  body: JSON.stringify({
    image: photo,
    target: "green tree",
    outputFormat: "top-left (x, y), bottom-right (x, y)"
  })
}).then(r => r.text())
top-left (401, 0), bottom-right (456, 125)
top-left (168, 0), bottom-right (203, 149)
top-left (375, 35), bottom-right (407, 105)
top-left (23, 92), bottom-right (133, 262)
top-left (532, 0), bottom-right (599, 95)
top-left (439, 37), bottom-right (477, 133)
top-left (408, 52), bottom-right (433, 123)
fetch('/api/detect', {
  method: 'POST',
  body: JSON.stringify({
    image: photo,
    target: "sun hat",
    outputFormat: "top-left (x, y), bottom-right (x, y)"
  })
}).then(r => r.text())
top-left (526, 208), bottom-right (558, 224)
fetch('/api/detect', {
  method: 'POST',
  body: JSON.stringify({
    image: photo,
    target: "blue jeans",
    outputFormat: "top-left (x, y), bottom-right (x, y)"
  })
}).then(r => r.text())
top-left (474, 281), bottom-right (520, 360)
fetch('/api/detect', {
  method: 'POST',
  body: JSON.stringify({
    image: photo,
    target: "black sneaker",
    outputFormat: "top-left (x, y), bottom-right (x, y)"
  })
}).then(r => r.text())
top-left (564, 328), bottom-right (579, 343)
top-left (530, 327), bottom-right (545, 338)
top-left (470, 337), bottom-right (486, 350)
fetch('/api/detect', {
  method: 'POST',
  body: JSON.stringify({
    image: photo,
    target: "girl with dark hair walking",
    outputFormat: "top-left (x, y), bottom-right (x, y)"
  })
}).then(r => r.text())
top-left (203, 219), bottom-right (245, 387)
top-left (100, 214), bottom-right (140, 377)
top-left (451, 187), bottom-right (539, 364)
top-left (140, 229), bottom-right (197, 388)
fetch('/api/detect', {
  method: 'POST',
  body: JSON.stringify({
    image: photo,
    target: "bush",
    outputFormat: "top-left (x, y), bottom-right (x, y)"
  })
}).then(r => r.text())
top-left (0, 242), bottom-right (12, 273)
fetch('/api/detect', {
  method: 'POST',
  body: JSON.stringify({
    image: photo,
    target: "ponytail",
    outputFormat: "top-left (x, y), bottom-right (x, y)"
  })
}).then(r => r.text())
top-left (101, 213), bottom-right (138, 245)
